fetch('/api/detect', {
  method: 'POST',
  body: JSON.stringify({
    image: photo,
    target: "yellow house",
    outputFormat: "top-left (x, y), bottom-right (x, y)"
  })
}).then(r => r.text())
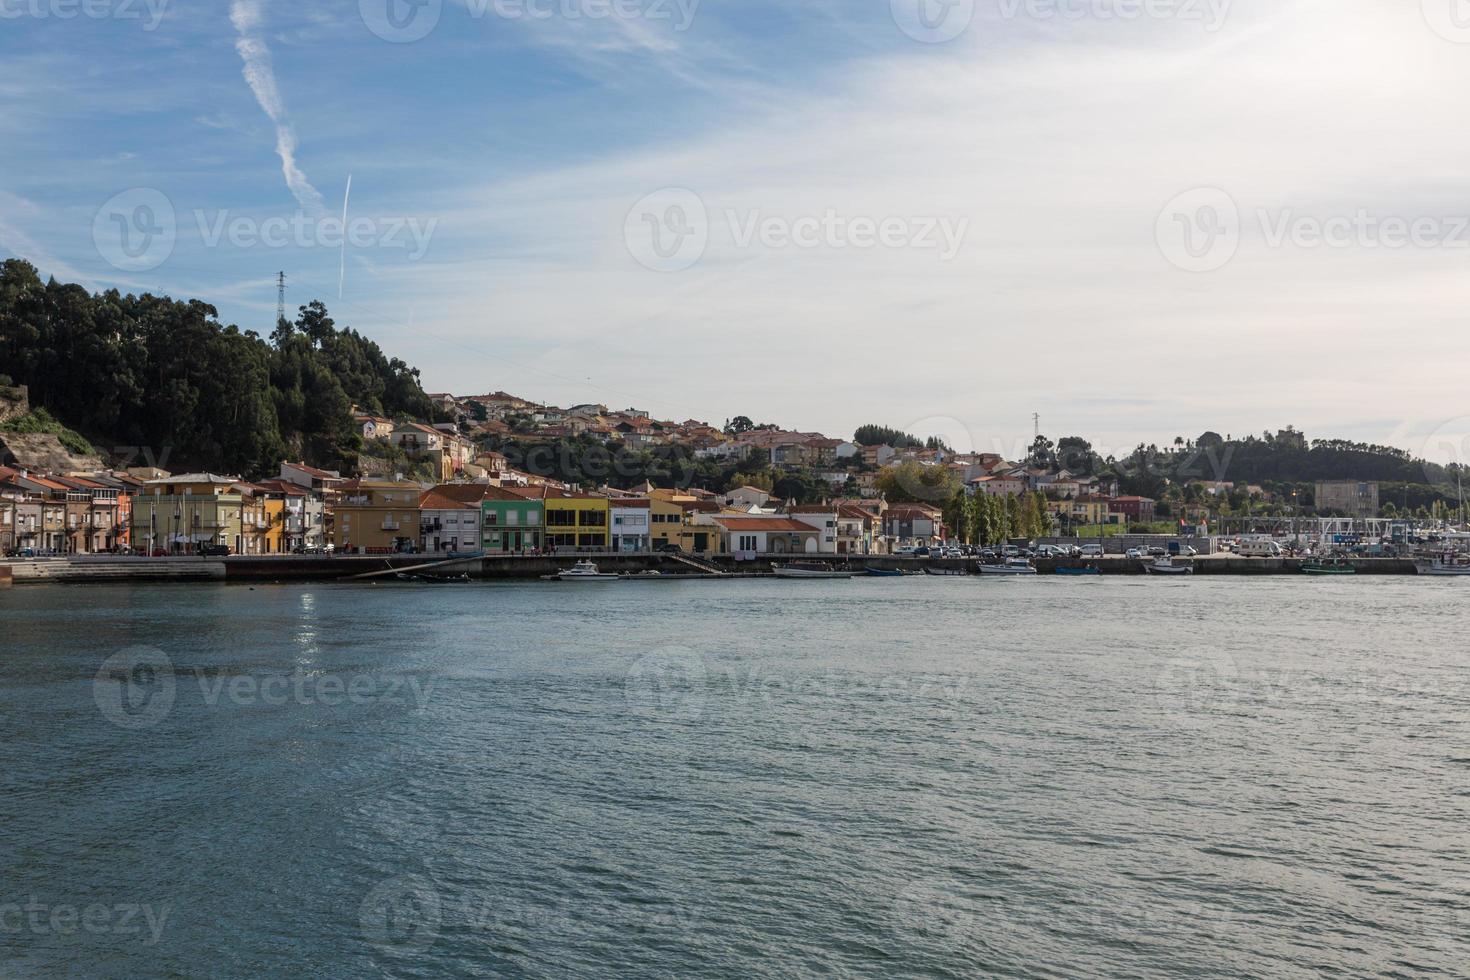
top-left (333, 479), bottom-right (424, 554)
top-left (542, 490), bottom-right (610, 551)
top-left (130, 474), bottom-right (244, 554)
top-left (235, 483), bottom-right (290, 554)
top-left (646, 496), bottom-right (726, 555)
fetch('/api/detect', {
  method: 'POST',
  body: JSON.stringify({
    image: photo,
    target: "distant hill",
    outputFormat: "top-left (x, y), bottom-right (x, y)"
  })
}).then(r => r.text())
top-left (0, 259), bottom-right (437, 477)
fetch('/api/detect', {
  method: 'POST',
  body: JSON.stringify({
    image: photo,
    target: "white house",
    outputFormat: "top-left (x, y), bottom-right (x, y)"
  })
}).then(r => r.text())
top-left (787, 507), bottom-right (840, 554)
top-left (611, 500), bottom-right (651, 552)
top-left (725, 486), bottom-right (772, 512)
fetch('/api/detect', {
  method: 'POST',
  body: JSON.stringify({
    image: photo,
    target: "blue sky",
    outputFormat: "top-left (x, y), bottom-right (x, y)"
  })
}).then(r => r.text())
top-left (4, 0), bottom-right (1470, 463)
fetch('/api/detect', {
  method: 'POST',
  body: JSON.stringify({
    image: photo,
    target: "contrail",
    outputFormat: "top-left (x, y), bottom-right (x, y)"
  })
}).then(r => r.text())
top-left (230, 0), bottom-right (325, 216)
top-left (338, 172), bottom-right (352, 299)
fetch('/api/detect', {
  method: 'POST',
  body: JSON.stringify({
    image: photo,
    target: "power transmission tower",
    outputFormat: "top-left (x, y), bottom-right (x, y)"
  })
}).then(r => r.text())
top-left (276, 271), bottom-right (286, 331)
top-left (1033, 413), bottom-right (1040, 440)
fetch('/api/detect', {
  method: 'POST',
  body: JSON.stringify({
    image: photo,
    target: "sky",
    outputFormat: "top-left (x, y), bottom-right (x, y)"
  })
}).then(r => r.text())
top-left (3, 0), bottom-right (1470, 463)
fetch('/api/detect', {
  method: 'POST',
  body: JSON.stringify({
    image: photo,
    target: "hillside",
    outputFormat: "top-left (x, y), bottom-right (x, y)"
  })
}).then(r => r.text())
top-left (0, 259), bottom-right (436, 476)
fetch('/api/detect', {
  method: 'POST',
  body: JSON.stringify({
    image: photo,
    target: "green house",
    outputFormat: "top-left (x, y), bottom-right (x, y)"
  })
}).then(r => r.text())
top-left (481, 487), bottom-right (545, 553)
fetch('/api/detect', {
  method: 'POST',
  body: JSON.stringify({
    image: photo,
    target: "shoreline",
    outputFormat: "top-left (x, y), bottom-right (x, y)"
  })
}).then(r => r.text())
top-left (0, 553), bottom-right (1425, 585)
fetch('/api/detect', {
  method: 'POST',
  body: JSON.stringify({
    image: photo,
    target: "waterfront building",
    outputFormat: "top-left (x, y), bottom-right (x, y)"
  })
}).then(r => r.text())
top-left (788, 505), bottom-right (841, 554)
top-left (883, 504), bottom-right (944, 548)
top-left (541, 490), bottom-right (610, 551)
top-left (482, 487), bottom-right (545, 553)
top-left (332, 479), bottom-right (424, 554)
top-left (715, 515), bottom-right (821, 556)
top-left (130, 475), bottom-right (245, 554)
top-left (253, 480), bottom-right (323, 552)
top-left (418, 484), bottom-right (496, 553)
top-left (610, 499), bottom-right (652, 552)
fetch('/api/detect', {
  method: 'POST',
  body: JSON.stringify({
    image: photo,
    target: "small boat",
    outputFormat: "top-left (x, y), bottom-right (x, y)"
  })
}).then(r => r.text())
top-left (864, 566), bottom-right (906, 577)
top-left (394, 571), bottom-right (470, 583)
top-left (556, 560), bottom-right (620, 582)
top-left (978, 558), bottom-right (1037, 576)
top-left (922, 565), bottom-right (967, 576)
top-left (1053, 564), bottom-right (1101, 576)
top-left (1143, 555), bottom-right (1193, 575)
top-left (773, 562), bottom-right (854, 579)
top-left (1302, 557), bottom-right (1356, 576)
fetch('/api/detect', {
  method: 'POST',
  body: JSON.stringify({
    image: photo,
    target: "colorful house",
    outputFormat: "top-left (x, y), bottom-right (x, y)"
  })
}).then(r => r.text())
top-left (482, 487), bottom-right (545, 553)
top-left (333, 479), bottom-right (424, 554)
top-left (541, 490), bottom-right (610, 551)
top-left (130, 474), bottom-right (245, 555)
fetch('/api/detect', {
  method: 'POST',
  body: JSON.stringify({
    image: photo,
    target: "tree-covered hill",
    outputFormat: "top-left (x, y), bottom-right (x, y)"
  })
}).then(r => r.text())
top-left (0, 259), bottom-right (435, 476)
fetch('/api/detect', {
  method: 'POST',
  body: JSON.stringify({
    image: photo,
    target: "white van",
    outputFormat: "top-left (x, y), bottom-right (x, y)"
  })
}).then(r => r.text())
top-left (1235, 539), bottom-right (1285, 558)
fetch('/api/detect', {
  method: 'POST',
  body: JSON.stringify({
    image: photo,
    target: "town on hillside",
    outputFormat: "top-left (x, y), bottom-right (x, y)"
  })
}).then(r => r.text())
top-left (0, 387), bottom-right (1459, 559)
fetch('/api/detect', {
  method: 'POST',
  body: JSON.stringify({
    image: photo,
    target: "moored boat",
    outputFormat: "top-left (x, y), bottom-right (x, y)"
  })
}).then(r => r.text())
top-left (863, 566), bottom-right (906, 577)
top-left (978, 558), bottom-right (1037, 576)
top-left (1302, 556), bottom-right (1356, 575)
top-left (556, 560), bottom-right (620, 582)
top-left (774, 562), bottom-right (854, 579)
top-left (1053, 564), bottom-right (1101, 576)
top-left (1143, 555), bottom-right (1193, 575)
top-left (1416, 553), bottom-right (1470, 577)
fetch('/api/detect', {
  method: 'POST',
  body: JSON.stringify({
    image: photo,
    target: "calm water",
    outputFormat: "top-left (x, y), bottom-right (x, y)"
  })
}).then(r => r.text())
top-left (2, 577), bottom-right (1468, 978)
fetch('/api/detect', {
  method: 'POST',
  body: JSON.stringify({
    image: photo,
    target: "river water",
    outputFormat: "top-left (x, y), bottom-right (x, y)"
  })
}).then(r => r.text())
top-left (2, 577), bottom-right (1468, 978)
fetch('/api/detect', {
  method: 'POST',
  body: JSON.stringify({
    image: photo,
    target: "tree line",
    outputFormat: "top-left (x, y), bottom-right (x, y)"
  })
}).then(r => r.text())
top-left (0, 260), bottom-right (435, 476)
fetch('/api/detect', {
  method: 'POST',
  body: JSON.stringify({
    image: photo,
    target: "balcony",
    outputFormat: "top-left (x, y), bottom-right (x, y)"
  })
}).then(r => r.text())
top-left (420, 521), bottom-right (443, 533)
top-left (381, 521), bottom-right (401, 531)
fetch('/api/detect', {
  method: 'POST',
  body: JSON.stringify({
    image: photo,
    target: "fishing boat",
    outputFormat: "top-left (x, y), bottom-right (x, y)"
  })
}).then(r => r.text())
top-left (1053, 564), bottom-right (1101, 576)
top-left (863, 566), bottom-right (907, 577)
top-left (1416, 553), bottom-right (1470, 577)
top-left (395, 571), bottom-right (471, 583)
top-left (978, 558), bottom-right (1037, 576)
top-left (773, 562), bottom-right (854, 580)
top-left (1302, 556), bottom-right (1356, 576)
top-left (1143, 555), bottom-right (1193, 576)
top-left (555, 560), bottom-right (620, 582)
top-left (922, 565), bottom-right (967, 576)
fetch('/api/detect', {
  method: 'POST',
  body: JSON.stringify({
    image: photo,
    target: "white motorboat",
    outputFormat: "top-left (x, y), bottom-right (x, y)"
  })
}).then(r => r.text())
top-left (1143, 555), bottom-right (1193, 575)
top-left (773, 562), bottom-right (854, 579)
top-left (556, 560), bottom-right (620, 581)
top-left (978, 558), bottom-right (1037, 576)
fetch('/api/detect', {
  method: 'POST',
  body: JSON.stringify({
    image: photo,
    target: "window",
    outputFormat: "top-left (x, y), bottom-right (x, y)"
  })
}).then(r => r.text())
top-left (547, 510), bottom-right (575, 527)
top-left (485, 511), bottom-right (498, 526)
top-left (506, 511), bottom-right (518, 526)
top-left (526, 511), bottom-right (539, 524)
top-left (578, 533), bottom-right (603, 548)
top-left (578, 510), bottom-right (606, 527)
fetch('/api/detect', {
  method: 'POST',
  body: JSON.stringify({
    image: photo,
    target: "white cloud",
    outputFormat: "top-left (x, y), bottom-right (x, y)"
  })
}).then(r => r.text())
top-left (230, 0), bottom-right (326, 215)
top-left (374, 0), bottom-right (1470, 452)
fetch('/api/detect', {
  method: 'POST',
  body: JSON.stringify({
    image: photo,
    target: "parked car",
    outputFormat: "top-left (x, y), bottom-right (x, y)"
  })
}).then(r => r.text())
top-left (1147, 547), bottom-right (1167, 558)
top-left (914, 547), bottom-right (932, 557)
top-left (1080, 544), bottom-right (1105, 558)
top-left (198, 544), bottom-right (231, 557)
top-left (1126, 548), bottom-right (1144, 559)
top-left (978, 549), bottom-right (997, 560)
top-left (656, 543), bottom-right (685, 554)
top-left (147, 548), bottom-right (170, 557)
top-left (1002, 545), bottom-right (1020, 558)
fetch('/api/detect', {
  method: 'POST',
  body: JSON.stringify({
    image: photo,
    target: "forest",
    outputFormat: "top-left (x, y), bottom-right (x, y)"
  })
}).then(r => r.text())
top-left (0, 260), bottom-right (434, 476)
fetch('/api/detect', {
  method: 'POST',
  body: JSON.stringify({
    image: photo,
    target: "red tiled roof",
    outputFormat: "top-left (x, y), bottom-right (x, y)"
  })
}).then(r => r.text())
top-left (712, 517), bottom-right (815, 533)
